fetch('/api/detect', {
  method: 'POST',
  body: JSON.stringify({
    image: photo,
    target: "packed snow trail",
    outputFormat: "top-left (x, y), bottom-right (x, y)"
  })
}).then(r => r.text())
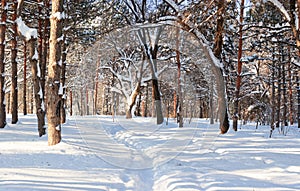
top-left (2, 114), bottom-right (300, 191)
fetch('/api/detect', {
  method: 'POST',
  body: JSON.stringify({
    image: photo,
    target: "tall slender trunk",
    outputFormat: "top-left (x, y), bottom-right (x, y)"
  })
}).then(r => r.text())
top-left (94, 59), bottom-right (100, 115)
top-left (233, 0), bottom-right (245, 131)
top-left (11, 0), bottom-right (18, 124)
top-left (60, 36), bottom-right (67, 123)
top-left (176, 27), bottom-right (183, 127)
top-left (29, 39), bottom-right (46, 137)
top-left (47, 0), bottom-right (64, 146)
top-left (276, 56), bottom-right (282, 128)
top-left (209, 77), bottom-right (214, 124)
top-left (270, 48), bottom-right (276, 137)
top-left (288, 47), bottom-right (294, 125)
top-left (0, 0), bottom-right (7, 128)
top-left (42, 0), bottom-right (50, 105)
top-left (297, 74), bottom-right (300, 128)
top-left (86, 87), bottom-right (89, 115)
top-left (282, 51), bottom-right (287, 130)
top-left (23, 41), bottom-right (27, 115)
top-left (173, 90), bottom-right (177, 118)
top-left (70, 90), bottom-right (73, 116)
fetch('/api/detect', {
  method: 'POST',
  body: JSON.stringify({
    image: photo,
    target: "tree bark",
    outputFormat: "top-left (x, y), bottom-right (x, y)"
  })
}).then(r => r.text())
top-left (270, 49), bottom-right (276, 137)
top-left (23, 41), bottom-right (27, 115)
top-left (70, 90), bottom-right (73, 116)
top-left (233, 0), bottom-right (245, 131)
top-left (137, 28), bottom-right (163, 124)
top-left (60, 37), bottom-right (67, 123)
top-left (126, 83), bottom-right (141, 118)
top-left (288, 47), bottom-right (294, 125)
top-left (176, 27), bottom-right (183, 127)
top-left (93, 58), bottom-right (100, 115)
top-left (212, 0), bottom-right (229, 133)
top-left (47, 0), bottom-right (64, 146)
top-left (42, 0), bottom-right (50, 99)
top-left (29, 39), bottom-right (46, 137)
top-left (11, 0), bottom-right (18, 124)
top-left (0, 0), bottom-right (7, 128)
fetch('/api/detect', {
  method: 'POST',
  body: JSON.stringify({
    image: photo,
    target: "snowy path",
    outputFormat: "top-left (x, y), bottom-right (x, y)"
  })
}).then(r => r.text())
top-left (1, 114), bottom-right (300, 191)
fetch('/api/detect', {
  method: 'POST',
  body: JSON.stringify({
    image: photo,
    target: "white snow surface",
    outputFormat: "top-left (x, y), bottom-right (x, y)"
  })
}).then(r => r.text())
top-left (1, 114), bottom-right (300, 191)
top-left (15, 17), bottom-right (37, 41)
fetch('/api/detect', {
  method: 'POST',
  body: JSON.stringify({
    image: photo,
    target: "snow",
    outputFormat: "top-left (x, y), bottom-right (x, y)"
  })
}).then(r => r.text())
top-left (1, 114), bottom-right (300, 191)
top-left (164, 0), bottom-right (179, 12)
top-left (15, 17), bottom-right (37, 41)
top-left (58, 83), bottom-right (63, 95)
top-left (50, 12), bottom-right (65, 20)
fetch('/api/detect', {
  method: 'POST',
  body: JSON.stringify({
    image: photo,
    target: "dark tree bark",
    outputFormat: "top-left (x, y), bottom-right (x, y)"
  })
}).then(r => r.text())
top-left (60, 36), bottom-right (67, 123)
top-left (288, 47), bottom-right (294, 125)
top-left (42, 0), bottom-right (50, 101)
top-left (0, 0), bottom-right (7, 128)
top-left (11, 0), bottom-right (18, 124)
top-left (276, 59), bottom-right (281, 128)
top-left (47, 0), bottom-right (64, 146)
top-left (23, 41), bottom-right (27, 115)
top-left (297, 75), bottom-right (300, 128)
top-left (270, 48), bottom-right (276, 137)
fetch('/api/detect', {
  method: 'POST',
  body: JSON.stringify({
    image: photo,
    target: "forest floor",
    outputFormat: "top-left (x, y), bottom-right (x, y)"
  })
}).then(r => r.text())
top-left (1, 114), bottom-right (300, 191)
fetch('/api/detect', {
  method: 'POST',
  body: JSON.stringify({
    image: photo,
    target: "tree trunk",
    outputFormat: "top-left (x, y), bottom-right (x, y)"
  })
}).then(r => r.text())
top-left (23, 41), bottom-right (27, 115)
top-left (11, 0), bottom-right (18, 124)
top-left (29, 39), bottom-right (46, 137)
top-left (282, 51), bottom-right (287, 131)
top-left (126, 83), bottom-right (141, 118)
top-left (276, 60), bottom-right (281, 128)
top-left (41, 0), bottom-right (50, 100)
top-left (93, 58), bottom-right (100, 115)
top-left (212, 0), bottom-right (229, 133)
top-left (0, 0), bottom-right (7, 128)
top-left (297, 74), bottom-right (300, 128)
top-left (209, 78), bottom-right (214, 124)
top-left (70, 90), bottom-right (73, 116)
top-left (233, 0), bottom-right (245, 131)
top-left (86, 87), bottom-right (89, 115)
top-left (47, 0), bottom-right (64, 146)
top-left (270, 52), bottom-right (276, 137)
top-left (176, 27), bottom-right (183, 127)
top-left (137, 28), bottom-right (163, 124)
top-left (288, 47), bottom-right (294, 125)
top-left (60, 39), bottom-right (67, 123)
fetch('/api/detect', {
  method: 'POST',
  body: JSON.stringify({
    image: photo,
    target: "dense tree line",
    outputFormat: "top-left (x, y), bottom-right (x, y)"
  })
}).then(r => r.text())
top-left (0, 0), bottom-right (299, 146)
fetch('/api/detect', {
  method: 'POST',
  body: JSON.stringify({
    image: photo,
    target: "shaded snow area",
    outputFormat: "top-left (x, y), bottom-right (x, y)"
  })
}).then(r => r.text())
top-left (1, 114), bottom-right (300, 191)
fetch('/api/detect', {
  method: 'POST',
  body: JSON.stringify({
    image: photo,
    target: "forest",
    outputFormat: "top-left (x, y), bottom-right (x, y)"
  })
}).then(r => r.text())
top-left (0, 0), bottom-right (299, 146)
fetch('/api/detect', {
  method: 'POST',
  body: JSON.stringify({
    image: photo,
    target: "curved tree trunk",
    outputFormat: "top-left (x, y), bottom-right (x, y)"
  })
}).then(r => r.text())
top-left (0, 0), bottom-right (7, 128)
top-left (212, 0), bottom-right (229, 133)
top-left (126, 83), bottom-right (141, 118)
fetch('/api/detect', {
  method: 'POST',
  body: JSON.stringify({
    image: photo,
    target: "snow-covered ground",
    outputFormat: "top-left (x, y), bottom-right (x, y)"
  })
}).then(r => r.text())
top-left (1, 114), bottom-right (300, 191)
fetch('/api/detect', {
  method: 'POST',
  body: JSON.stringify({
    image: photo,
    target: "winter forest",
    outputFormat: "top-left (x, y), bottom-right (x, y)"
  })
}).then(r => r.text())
top-left (1, 0), bottom-right (300, 190)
